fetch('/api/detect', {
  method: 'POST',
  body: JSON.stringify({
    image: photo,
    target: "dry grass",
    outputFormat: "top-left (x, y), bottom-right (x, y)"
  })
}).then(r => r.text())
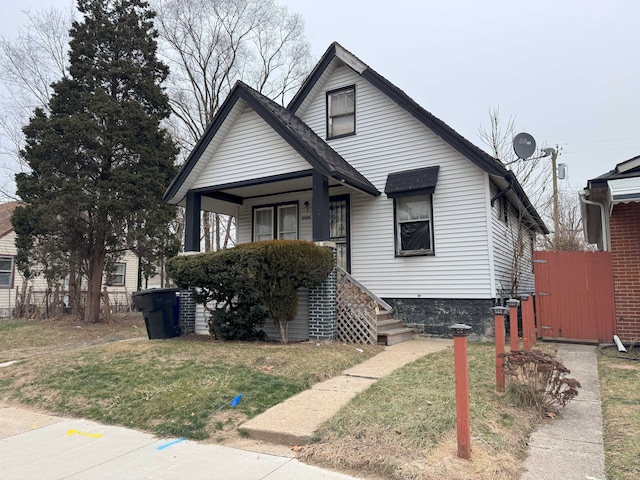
top-left (0, 313), bottom-right (146, 361)
top-left (300, 343), bottom-right (544, 480)
top-left (597, 346), bottom-right (640, 480)
top-left (0, 317), bottom-right (382, 441)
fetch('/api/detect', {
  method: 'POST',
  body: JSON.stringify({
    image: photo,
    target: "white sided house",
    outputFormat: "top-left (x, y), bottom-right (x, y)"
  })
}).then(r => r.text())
top-left (164, 43), bottom-right (548, 343)
top-left (0, 202), bottom-right (139, 318)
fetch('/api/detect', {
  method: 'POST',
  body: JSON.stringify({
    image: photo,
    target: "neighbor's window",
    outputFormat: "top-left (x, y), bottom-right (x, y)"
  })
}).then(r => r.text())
top-left (107, 263), bottom-right (126, 286)
top-left (253, 203), bottom-right (298, 241)
top-left (395, 194), bottom-right (434, 255)
top-left (327, 86), bottom-right (355, 139)
top-left (0, 256), bottom-right (14, 288)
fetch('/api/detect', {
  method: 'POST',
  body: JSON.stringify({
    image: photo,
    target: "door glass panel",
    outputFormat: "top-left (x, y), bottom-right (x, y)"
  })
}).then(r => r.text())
top-left (330, 199), bottom-right (348, 271)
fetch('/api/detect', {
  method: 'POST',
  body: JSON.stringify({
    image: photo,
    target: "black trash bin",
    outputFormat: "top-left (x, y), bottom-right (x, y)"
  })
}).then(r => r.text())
top-left (132, 288), bottom-right (180, 339)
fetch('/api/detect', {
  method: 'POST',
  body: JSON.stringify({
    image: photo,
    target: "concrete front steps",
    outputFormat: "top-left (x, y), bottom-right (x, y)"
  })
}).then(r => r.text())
top-left (376, 311), bottom-right (415, 346)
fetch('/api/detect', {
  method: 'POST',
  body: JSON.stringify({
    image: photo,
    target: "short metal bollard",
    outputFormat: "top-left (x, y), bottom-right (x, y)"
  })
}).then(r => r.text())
top-left (450, 323), bottom-right (472, 459)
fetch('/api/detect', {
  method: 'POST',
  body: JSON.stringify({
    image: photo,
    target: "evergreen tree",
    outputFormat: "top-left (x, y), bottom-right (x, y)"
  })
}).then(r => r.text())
top-left (14, 0), bottom-right (178, 323)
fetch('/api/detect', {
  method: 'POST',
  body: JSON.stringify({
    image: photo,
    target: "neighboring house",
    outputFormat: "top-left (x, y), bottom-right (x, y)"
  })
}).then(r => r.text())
top-left (164, 43), bottom-right (548, 341)
top-left (580, 155), bottom-right (640, 341)
top-left (0, 201), bottom-right (139, 318)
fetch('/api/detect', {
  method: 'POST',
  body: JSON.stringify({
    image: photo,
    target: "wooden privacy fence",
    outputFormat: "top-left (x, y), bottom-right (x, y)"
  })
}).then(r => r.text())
top-left (533, 251), bottom-right (615, 343)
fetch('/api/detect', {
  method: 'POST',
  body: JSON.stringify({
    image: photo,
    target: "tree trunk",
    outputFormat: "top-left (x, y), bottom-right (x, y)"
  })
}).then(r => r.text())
top-left (215, 213), bottom-right (221, 251)
top-left (84, 237), bottom-right (106, 323)
top-left (203, 212), bottom-right (211, 252)
top-left (223, 215), bottom-right (234, 249)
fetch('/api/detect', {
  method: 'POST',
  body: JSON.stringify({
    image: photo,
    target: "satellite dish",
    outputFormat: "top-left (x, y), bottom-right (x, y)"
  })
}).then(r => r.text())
top-left (513, 132), bottom-right (536, 159)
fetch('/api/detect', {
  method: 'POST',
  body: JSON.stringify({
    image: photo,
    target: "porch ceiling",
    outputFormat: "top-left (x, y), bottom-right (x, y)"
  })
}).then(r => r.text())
top-left (192, 172), bottom-right (346, 212)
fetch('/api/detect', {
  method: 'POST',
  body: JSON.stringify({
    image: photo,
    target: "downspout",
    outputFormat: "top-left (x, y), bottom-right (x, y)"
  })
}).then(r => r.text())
top-left (579, 191), bottom-right (608, 251)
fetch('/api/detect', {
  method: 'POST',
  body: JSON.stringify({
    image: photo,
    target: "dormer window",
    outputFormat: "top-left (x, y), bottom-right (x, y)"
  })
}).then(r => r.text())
top-left (327, 86), bottom-right (355, 139)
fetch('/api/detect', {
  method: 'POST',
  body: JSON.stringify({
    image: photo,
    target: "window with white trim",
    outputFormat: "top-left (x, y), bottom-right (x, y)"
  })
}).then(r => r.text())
top-left (327, 86), bottom-right (355, 139)
top-left (107, 263), bottom-right (126, 286)
top-left (254, 207), bottom-right (274, 241)
top-left (0, 256), bottom-right (14, 288)
top-left (395, 194), bottom-right (434, 255)
top-left (253, 203), bottom-right (298, 241)
top-left (278, 205), bottom-right (298, 240)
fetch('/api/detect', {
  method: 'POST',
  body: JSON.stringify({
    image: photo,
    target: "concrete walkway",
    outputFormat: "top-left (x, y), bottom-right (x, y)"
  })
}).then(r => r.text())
top-left (240, 338), bottom-right (453, 445)
top-left (521, 344), bottom-right (606, 480)
top-left (0, 338), bottom-right (452, 480)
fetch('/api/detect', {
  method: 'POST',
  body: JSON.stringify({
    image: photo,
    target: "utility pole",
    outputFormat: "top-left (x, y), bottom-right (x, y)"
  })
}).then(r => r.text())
top-left (551, 146), bottom-right (559, 237)
top-left (542, 146), bottom-right (560, 238)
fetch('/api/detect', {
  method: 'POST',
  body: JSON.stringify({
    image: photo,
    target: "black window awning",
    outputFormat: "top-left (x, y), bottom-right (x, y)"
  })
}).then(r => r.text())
top-left (384, 166), bottom-right (439, 197)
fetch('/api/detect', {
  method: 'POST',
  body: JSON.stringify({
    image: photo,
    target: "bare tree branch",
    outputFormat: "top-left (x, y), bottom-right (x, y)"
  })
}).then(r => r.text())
top-left (0, 4), bottom-right (74, 201)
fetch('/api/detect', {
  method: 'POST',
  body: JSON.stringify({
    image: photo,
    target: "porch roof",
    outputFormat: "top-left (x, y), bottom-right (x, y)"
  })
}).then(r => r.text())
top-left (164, 82), bottom-right (380, 206)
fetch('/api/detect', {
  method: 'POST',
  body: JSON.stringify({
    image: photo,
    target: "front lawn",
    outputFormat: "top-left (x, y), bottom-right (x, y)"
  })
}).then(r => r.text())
top-left (301, 343), bottom-right (546, 480)
top-left (0, 318), bottom-right (382, 441)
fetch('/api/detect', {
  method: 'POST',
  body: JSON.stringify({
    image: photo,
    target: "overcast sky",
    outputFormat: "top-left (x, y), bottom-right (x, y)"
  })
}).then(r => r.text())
top-left (2, 0), bottom-right (639, 194)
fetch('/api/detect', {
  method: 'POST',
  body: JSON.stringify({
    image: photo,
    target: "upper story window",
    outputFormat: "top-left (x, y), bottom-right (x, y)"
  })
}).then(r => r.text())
top-left (0, 256), bottom-right (14, 288)
top-left (327, 86), bottom-right (355, 139)
top-left (253, 203), bottom-right (298, 242)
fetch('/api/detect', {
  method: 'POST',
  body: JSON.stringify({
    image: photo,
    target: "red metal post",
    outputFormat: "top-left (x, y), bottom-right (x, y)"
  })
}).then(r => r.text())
top-left (450, 323), bottom-right (472, 460)
top-left (520, 295), bottom-right (531, 351)
top-left (492, 306), bottom-right (508, 392)
top-left (507, 299), bottom-right (520, 351)
top-left (528, 296), bottom-right (537, 345)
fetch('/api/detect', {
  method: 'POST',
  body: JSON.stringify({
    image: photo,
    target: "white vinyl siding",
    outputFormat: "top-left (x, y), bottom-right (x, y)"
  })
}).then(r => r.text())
top-left (192, 108), bottom-right (310, 190)
top-left (298, 65), bottom-right (493, 299)
top-left (490, 184), bottom-right (536, 298)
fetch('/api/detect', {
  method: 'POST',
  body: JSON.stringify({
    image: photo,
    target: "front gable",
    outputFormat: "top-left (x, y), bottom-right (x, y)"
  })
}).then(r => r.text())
top-left (191, 106), bottom-right (312, 191)
top-left (289, 43), bottom-right (547, 235)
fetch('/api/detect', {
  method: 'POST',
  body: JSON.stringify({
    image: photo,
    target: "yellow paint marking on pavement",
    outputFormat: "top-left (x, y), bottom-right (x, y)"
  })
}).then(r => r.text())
top-left (67, 429), bottom-right (102, 439)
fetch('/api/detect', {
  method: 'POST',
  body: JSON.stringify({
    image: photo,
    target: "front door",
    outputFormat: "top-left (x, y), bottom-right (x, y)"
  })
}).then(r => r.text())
top-left (330, 195), bottom-right (350, 272)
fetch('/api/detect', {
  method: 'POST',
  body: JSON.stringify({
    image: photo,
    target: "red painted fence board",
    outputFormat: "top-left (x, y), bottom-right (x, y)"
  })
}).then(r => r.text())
top-left (533, 251), bottom-right (615, 343)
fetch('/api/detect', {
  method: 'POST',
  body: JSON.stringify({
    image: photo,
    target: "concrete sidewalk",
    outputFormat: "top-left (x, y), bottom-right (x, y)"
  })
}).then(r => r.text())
top-left (0, 408), bottom-right (364, 480)
top-left (0, 338), bottom-right (452, 480)
top-left (521, 344), bottom-right (606, 480)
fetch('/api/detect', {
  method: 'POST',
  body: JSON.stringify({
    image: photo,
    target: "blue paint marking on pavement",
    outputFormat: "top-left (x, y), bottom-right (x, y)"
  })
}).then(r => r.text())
top-left (155, 437), bottom-right (185, 451)
top-left (231, 394), bottom-right (243, 407)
